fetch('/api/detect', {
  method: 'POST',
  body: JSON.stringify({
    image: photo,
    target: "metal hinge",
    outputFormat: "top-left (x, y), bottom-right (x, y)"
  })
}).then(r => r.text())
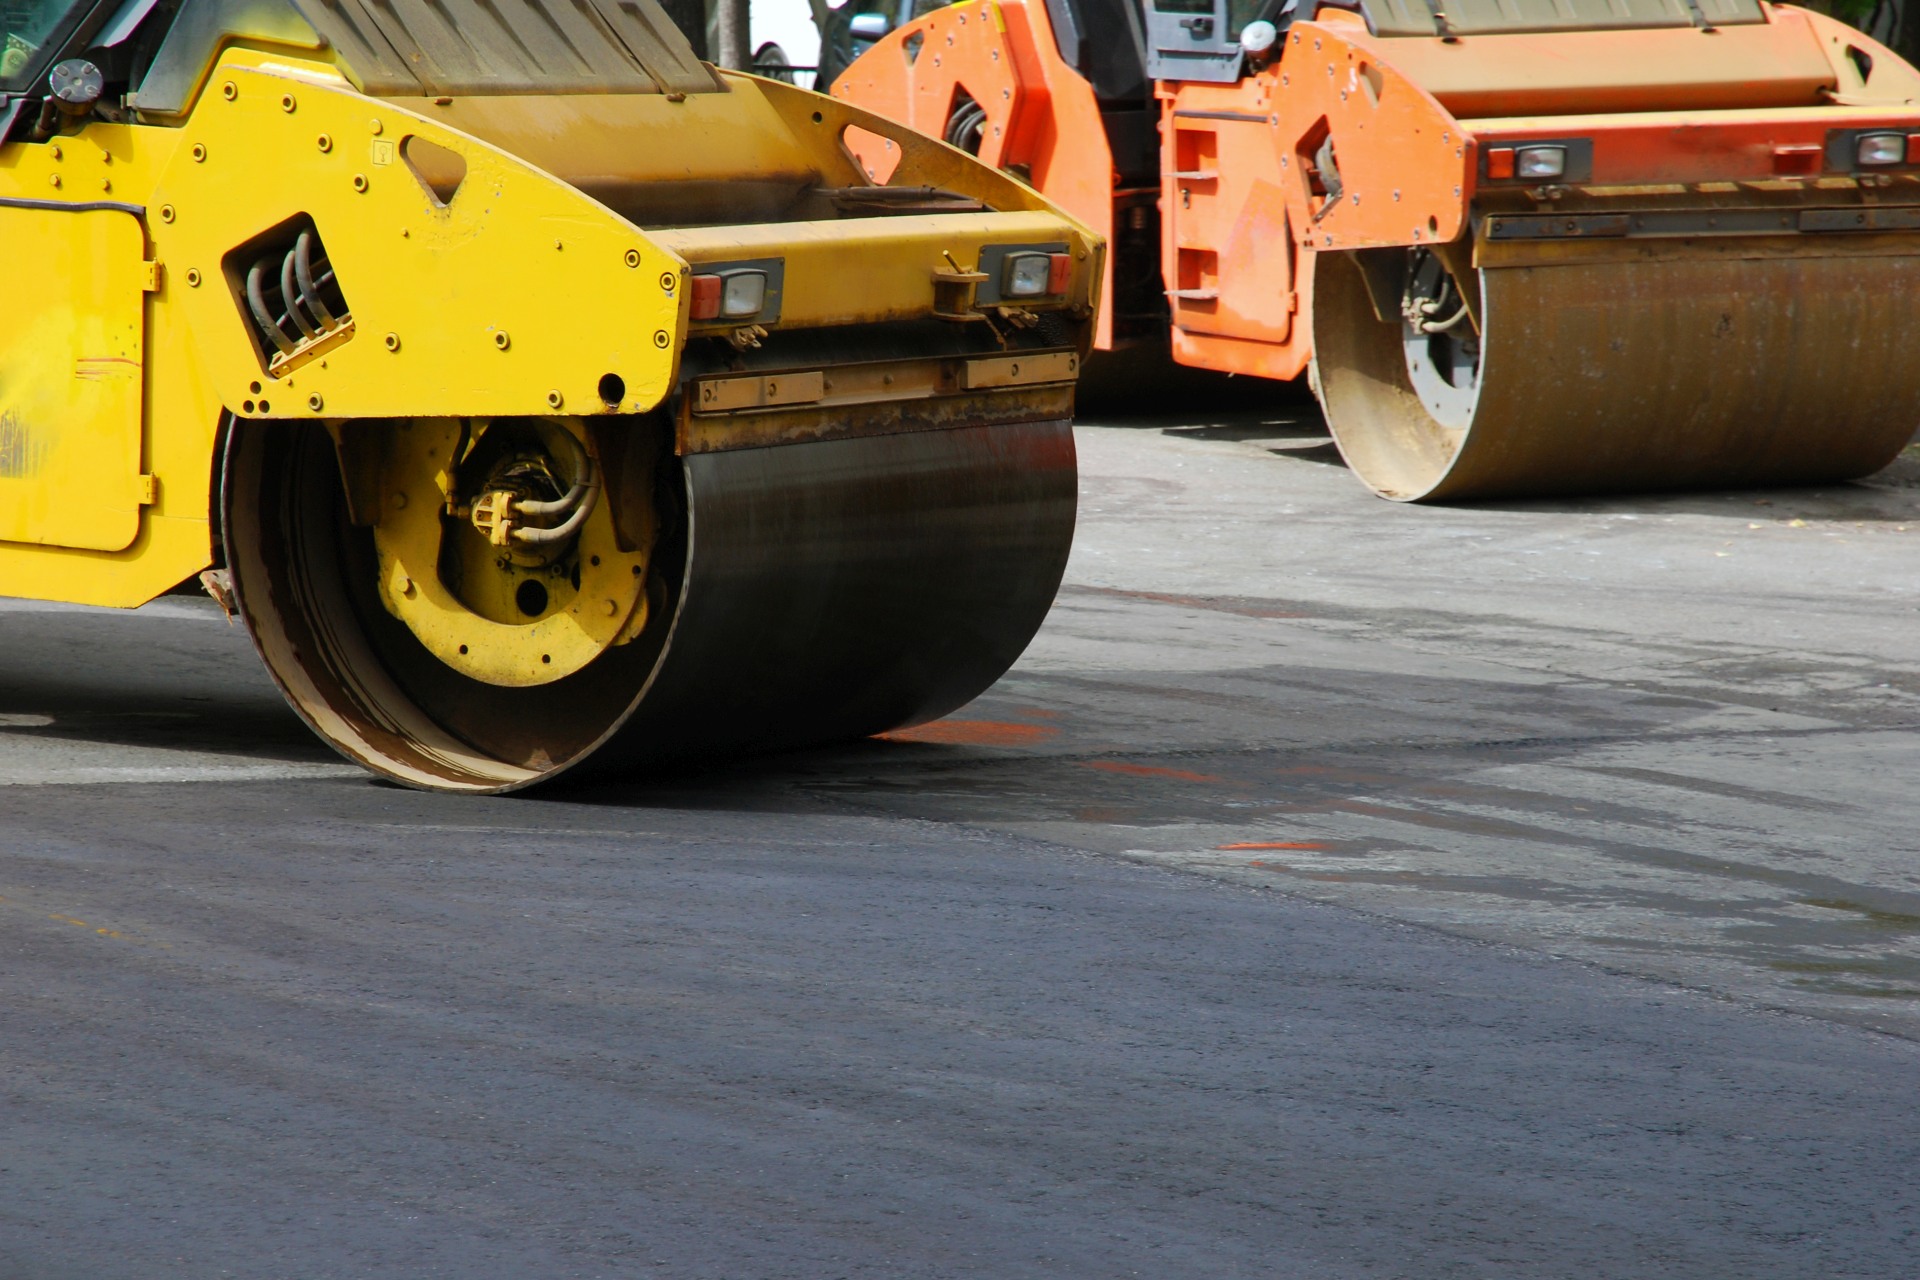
top-left (138, 475), bottom-right (158, 505)
top-left (142, 261), bottom-right (161, 292)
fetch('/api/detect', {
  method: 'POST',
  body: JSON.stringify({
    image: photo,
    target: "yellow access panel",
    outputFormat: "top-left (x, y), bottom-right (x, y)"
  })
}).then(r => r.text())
top-left (0, 204), bottom-right (149, 551)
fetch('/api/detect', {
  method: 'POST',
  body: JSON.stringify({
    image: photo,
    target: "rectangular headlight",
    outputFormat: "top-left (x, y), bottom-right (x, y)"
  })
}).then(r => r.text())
top-left (687, 259), bottom-right (784, 324)
top-left (720, 270), bottom-right (768, 318)
top-left (1515, 145), bottom-right (1567, 180)
top-left (1002, 252), bottom-right (1052, 298)
top-left (1856, 132), bottom-right (1907, 167)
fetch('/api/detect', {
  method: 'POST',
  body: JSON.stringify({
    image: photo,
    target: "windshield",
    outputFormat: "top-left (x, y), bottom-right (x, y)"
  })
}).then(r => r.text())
top-left (1, 0), bottom-right (82, 92)
top-left (1228, 0), bottom-right (1275, 38)
top-left (1151, 0), bottom-right (1279, 39)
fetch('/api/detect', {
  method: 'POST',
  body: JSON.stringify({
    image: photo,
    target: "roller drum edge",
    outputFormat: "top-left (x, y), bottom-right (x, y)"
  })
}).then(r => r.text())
top-left (587, 421), bottom-right (1078, 773)
top-left (1314, 249), bottom-right (1920, 503)
top-left (224, 420), bottom-right (1077, 794)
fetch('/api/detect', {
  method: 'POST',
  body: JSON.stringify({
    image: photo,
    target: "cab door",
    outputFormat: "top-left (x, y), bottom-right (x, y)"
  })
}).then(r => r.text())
top-left (0, 202), bottom-right (149, 551)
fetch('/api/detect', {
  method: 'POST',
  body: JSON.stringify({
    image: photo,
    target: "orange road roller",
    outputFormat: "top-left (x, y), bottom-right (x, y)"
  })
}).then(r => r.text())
top-left (835, 0), bottom-right (1920, 500)
top-left (0, 0), bottom-right (1101, 791)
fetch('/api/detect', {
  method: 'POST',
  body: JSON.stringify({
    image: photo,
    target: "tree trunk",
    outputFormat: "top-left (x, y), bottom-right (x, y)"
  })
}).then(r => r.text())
top-left (715, 0), bottom-right (752, 68)
top-left (1891, 0), bottom-right (1920, 68)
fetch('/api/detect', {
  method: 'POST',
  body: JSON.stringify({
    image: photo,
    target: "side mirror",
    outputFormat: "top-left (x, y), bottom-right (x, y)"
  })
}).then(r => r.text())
top-left (849, 13), bottom-right (892, 39)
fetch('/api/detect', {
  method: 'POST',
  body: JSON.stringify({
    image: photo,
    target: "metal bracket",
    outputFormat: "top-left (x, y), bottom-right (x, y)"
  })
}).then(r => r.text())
top-left (932, 268), bottom-right (989, 321)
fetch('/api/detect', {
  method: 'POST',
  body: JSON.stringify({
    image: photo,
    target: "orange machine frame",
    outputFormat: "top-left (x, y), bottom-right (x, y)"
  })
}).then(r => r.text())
top-left (832, 0), bottom-right (1126, 345)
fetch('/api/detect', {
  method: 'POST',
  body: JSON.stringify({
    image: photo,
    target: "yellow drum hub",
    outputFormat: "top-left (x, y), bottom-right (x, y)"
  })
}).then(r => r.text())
top-left (368, 417), bottom-right (653, 687)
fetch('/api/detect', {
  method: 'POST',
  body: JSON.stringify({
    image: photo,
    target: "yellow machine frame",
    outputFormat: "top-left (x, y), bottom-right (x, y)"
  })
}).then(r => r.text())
top-left (0, 44), bottom-right (1099, 607)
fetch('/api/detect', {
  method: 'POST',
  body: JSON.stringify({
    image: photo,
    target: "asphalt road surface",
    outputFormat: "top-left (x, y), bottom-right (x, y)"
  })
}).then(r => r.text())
top-left (1, 412), bottom-right (1916, 1279)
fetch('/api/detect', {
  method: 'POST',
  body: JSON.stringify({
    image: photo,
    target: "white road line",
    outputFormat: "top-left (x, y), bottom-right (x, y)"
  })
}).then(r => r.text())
top-left (0, 763), bottom-right (362, 786)
top-left (0, 596), bottom-right (230, 621)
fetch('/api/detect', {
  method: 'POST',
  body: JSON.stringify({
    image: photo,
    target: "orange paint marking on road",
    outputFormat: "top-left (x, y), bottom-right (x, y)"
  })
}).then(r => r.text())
top-left (1076, 586), bottom-right (1307, 619)
top-left (879, 719), bottom-right (1058, 746)
top-left (1080, 760), bottom-right (1221, 783)
top-left (1217, 841), bottom-right (1326, 851)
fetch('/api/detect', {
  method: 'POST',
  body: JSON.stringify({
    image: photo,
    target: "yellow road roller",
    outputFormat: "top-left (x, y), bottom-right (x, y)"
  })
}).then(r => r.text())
top-left (0, 0), bottom-right (1100, 791)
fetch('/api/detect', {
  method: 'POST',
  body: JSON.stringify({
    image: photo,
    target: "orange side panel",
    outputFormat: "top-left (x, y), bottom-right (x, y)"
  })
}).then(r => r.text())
top-left (1159, 19), bottom-right (1479, 381)
top-left (834, 0), bottom-right (1121, 347)
top-left (1159, 80), bottom-right (1310, 381)
top-left (1269, 23), bottom-right (1476, 251)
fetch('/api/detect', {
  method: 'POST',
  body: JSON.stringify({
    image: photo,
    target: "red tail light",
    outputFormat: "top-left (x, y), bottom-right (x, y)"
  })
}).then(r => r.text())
top-left (690, 273), bottom-right (722, 321)
top-left (1047, 253), bottom-right (1072, 295)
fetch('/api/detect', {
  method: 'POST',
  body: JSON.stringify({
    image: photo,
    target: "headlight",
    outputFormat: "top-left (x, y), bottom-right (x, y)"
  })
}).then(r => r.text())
top-left (720, 270), bottom-right (768, 318)
top-left (1856, 132), bottom-right (1907, 167)
top-left (1002, 252), bottom-right (1053, 298)
top-left (690, 267), bottom-right (773, 321)
top-left (1515, 145), bottom-right (1568, 180)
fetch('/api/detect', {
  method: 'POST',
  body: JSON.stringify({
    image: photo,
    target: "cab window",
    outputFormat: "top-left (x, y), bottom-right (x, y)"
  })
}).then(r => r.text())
top-left (0, 0), bottom-right (81, 91)
top-left (1227, 0), bottom-right (1272, 37)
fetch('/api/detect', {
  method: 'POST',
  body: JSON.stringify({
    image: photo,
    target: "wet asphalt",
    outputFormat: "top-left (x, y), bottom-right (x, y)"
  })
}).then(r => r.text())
top-left (0, 415), bottom-right (1916, 1278)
